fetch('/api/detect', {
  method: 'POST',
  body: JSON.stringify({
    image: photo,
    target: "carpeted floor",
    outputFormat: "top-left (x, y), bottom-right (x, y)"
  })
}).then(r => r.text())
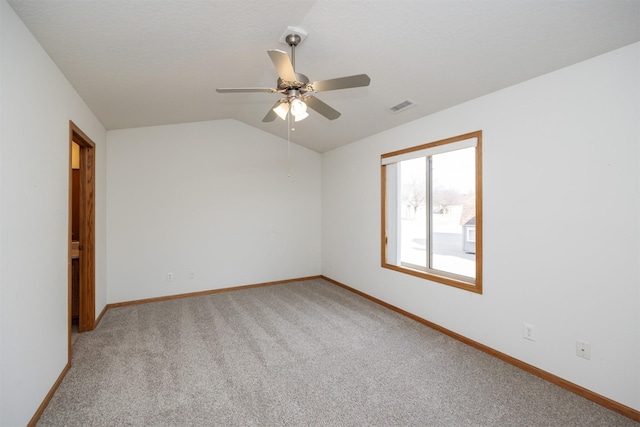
top-left (38, 278), bottom-right (638, 426)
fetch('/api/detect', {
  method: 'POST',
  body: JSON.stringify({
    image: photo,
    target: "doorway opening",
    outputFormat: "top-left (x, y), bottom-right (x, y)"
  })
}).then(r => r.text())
top-left (69, 121), bottom-right (96, 357)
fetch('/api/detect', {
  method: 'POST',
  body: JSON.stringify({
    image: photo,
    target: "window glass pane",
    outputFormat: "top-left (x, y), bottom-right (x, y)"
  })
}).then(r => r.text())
top-left (399, 157), bottom-right (427, 268)
top-left (430, 147), bottom-right (476, 278)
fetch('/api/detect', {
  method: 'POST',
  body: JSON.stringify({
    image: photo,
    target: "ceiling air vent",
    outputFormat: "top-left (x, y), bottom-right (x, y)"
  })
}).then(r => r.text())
top-left (387, 99), bottom-right (417, 114)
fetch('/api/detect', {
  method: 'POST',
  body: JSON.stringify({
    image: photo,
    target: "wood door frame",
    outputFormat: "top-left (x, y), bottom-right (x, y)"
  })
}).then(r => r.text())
top-left (68, 121), bottom-right (96, 347)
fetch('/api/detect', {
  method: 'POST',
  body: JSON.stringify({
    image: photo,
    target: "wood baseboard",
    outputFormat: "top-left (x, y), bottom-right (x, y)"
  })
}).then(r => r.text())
top-left (95, 304), bottom-right (108, 327)
top-left (38, 275), bottom-right (636, 424)
top-left (321, 275), bottom-right (640, 423)
top-left (105, 275), bottom-right (323, 309)
top-left (30, 275), bottom-right (322, 424)
top-left (35, 303), bottom-right (108, 425)
top-left (27, 362), bottom-right (71, 427)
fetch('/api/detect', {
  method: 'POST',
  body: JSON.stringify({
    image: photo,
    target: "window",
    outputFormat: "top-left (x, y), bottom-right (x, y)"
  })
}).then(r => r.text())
top-left (381, 131), bottom-right (482, 293)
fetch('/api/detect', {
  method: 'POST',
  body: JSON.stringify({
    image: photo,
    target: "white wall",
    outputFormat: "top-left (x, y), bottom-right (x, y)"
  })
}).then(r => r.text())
top-left (322, 43), bottom-right (640, 410)
top-left (0, 1), bottom-right (107, 425)
top-left (106, 120), bottom-right (321, 303)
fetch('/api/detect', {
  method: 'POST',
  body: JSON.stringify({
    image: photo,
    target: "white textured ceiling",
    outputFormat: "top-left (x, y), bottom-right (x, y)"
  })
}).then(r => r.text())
top-left (8, 0), bottom-right (640, 153)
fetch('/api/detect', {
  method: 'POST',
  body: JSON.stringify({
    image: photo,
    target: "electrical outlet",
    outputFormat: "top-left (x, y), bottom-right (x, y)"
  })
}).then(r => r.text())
top-left (167, 272), bottom-right (173, 282)
top-left (523, 323), bottom-right (536, 341)
top-left (576, 340), bottom-right (591, 360)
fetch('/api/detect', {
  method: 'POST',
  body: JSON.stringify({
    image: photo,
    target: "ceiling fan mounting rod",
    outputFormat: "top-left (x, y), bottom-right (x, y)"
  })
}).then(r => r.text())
top-left (285, 33), bottom-right (301, 71)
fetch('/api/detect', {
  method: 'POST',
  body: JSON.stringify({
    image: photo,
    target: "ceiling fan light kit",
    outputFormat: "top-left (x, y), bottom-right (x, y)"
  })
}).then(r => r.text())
top-left (216, 27), bottom-right (371, 124)
top-left (273, 102), bottom-right (289, 120)
top-left (294, 111), bottom-right (309, 122)
top-left (290, 98), bottom-right (307, 116)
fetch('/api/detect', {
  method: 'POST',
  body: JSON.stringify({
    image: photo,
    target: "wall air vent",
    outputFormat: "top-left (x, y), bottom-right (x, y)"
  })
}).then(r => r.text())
top-left (388, 99), bottom-right (417, 114)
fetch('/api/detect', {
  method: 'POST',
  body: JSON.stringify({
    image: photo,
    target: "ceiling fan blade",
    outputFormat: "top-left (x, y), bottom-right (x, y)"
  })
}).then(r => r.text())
top-left (309, 74), bottom-right (371, 92)
top-left (262, 100), bottom-right (285, 122)
top-left (216, 87), bottom-right (277, 93)
top-left (304, 96), bottom-right (341, 120)
top-left (267, 49), bottom-right (297, 82)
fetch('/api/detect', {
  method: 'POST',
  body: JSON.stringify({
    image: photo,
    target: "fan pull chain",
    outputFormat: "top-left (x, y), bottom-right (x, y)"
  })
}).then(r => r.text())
top-left (287, 113), bottom-right (292, 178)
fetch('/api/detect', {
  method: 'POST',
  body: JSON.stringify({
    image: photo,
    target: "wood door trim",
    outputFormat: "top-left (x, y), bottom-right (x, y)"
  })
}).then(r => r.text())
top-left (69, 121), bottom-right (96, 344)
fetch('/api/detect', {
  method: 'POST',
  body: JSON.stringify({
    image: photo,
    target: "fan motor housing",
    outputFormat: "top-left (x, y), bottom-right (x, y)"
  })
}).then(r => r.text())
top-left (277, 73), bottom-right (310, 92)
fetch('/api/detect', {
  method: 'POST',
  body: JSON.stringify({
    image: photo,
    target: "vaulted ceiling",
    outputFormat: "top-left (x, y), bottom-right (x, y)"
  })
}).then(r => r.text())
top-left (8, 0), bottom-right (640, 152)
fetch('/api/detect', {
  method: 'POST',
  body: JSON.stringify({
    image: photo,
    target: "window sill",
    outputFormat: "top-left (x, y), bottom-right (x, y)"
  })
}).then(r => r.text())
top-left (382, 262), bottom-right (482, 294)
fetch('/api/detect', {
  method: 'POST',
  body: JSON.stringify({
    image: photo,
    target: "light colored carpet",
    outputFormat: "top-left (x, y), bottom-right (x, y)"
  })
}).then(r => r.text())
top-left (38, 278), bottom-right (637, 426)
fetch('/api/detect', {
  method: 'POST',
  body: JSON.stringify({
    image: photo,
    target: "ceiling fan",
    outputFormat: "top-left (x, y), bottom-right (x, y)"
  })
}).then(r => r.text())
top-left (216, 32), bottom-right (371, 123)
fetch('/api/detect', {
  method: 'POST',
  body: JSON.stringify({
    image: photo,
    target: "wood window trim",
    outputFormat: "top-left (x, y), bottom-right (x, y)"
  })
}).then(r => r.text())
top-left (381, 130), bottom-right (483, 294)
